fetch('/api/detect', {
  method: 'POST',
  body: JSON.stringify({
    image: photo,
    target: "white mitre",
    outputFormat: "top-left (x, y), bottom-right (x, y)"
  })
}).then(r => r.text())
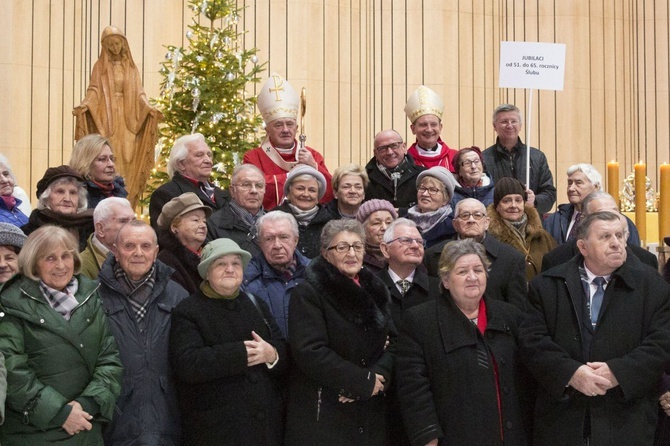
top-left (257, 72), bottom-right (299, 124)
top-left (404, 85), bottom-right (445, 123)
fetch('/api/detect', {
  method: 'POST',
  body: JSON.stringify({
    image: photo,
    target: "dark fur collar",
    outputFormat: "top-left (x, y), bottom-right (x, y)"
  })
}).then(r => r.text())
top-left (305, 256), bottom-right (390, 329)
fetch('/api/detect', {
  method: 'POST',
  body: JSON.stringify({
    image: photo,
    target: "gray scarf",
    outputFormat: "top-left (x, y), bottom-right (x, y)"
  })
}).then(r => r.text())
top-left (406, 204), bottom-right (453, 234)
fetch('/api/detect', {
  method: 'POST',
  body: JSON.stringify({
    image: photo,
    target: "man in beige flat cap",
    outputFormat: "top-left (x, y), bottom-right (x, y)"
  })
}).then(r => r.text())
top-left (405, 85), bottom-right (458, 172)
top-left (243, 73), bottom-right (333, 210)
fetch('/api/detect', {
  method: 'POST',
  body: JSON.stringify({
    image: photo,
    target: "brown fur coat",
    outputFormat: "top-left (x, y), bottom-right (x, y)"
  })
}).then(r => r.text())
top-left (487, 203), bottom-right (557, 280)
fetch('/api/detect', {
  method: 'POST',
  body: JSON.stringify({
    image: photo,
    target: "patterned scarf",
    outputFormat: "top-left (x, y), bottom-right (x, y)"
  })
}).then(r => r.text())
top-left (229, 200), bottom-right (264, 231)
top-left (113, 261), bottom-right (156, 325)
top-left (406, 204), bottom-right (453, 234)
top-left (503, 212), bottom-right (529, 246)
top-left (39, 277), bottom-right (79, 320)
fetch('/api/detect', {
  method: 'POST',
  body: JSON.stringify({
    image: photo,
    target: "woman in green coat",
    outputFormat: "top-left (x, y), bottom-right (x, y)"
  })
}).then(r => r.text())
top-left (0, 225), bottom-right (122, 445)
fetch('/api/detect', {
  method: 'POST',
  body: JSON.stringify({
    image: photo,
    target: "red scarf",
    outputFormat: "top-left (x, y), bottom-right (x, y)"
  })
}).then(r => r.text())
top-left (1, 195), bottom-right (16, 210)
top-left (476, 299), bottom-right (504, 442)
top-left (91, 180), bottom-right (115, 197)
top-left (407, 138), bottom-right (457, 172)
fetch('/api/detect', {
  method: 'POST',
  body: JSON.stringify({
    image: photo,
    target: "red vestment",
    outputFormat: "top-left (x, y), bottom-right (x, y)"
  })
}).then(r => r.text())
top-left (243, 142), bottom-right (334, 210)
top-left (407, 138), bottom-right (458, 172)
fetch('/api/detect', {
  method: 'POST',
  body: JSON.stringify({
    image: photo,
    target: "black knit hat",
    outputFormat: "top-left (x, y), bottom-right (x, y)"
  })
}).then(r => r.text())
top-left (493, 177), bottom-right (527, 208)
top-left (35, 165), bottom-right (85, 199)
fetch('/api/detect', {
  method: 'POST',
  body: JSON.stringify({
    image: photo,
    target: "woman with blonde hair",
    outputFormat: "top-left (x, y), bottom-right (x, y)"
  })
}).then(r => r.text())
top-left (0, 225), bottom-right (122, 444)
top-left (325, 164), bottom-right (369, 219)
top-left (69, 134), bottom-right (128, 209)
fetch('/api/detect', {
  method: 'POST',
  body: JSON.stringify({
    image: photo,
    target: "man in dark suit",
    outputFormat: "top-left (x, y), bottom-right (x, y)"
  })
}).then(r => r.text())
top-left (378, 218), bottom-right (440, 324)
top-left (149, 133), bottom-right (229, 229)
top-left (542, 191), bottom-right (658, 272)
top-left (377, 217), bottom-right (439, 446)
top-left (424, 198), bottom-right (527, 308)
top-left (520, 211), bottom-right (670, 445)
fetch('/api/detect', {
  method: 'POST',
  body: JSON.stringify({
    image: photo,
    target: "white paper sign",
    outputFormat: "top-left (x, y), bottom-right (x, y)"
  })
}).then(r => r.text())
top-left (499, 41), bottom-right (566, 91)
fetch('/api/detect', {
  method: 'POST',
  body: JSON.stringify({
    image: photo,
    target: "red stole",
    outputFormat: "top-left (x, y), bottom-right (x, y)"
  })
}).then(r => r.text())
top-left (407, 138), bottom-right (458, 172)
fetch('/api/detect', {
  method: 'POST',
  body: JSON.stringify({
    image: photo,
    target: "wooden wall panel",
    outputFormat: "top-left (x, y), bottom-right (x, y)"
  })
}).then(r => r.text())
top-left (3, 0), bottom-right (670, 210)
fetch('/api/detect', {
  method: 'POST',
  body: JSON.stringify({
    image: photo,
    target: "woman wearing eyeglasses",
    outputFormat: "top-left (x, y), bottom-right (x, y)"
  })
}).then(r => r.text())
top-left (69, 134), bottom-right (128, 209)
top-left (285, 219), bottom-right (395, 446)
top-left (405, 166), bottom-right (458, 248)
top-left (451, 146), bottom-right (495, 209)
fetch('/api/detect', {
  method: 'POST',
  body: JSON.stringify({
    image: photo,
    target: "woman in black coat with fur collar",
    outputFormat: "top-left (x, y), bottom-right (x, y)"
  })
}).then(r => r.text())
top-left (285, 219), bottom-right (395, 446)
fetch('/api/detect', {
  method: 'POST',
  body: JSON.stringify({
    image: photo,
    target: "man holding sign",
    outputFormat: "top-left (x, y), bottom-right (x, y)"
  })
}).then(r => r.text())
top-left (482, 104), bottom-right (556, 214)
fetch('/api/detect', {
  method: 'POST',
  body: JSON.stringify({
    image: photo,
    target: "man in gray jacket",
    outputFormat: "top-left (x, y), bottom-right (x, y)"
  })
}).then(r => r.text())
top-left (98, 220), bottom-right (189, 445)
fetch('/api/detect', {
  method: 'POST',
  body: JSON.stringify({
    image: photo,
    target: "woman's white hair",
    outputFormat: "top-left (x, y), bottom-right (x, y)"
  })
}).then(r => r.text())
top-left (0, 154), bottom-right (18, 185)
top-left (37, 177), bottom-right (88, 212)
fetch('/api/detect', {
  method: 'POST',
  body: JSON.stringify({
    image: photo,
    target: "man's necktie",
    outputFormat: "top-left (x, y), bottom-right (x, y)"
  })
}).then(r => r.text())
top-left (591, 276), bottom-right (605, 328)
top-left (567, 211), bottom-right (583, 241)
top-left (397, 279), bottom-right (411, 295)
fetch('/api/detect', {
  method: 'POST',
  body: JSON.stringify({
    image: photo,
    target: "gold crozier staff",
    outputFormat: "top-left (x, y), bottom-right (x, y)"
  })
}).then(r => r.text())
top-left (298, 87), bottom-right (307, 160)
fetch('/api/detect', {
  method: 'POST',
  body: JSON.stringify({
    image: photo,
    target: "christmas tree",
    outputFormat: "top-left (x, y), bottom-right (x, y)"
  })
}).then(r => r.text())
top-left (146, 0), bottom-right (266, 201)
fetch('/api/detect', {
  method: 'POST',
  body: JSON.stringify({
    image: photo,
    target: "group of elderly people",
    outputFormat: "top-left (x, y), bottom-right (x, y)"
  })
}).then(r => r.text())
top-left (0, 80), bottom-right (669, 446)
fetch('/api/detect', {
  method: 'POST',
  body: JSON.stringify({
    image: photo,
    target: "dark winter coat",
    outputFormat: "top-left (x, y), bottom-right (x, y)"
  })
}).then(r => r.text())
top-left (98, 257), bottom-right (188, 446)
top-left (543, 202), bottom-right (641, 246)
top-left (397, 292), bottom-right (531, 446)
top-left (364, 155), bottom-right (425, 211)
top-left (378, 266), bottom-right (440, 446)
top-left (482, 138), bottom-right (557, 214)
top-left (242, 251), bottom-right (310, 338)
top-left (520, 255), bottom-right (670, 446)
top-left (285, 256), bottom-right (395, 446)
top-left (0, 274), bottom-right (122, 445)
top-left (206, 200), bottom-right (263, 258)
top-left (149, 172), bottom-right (229, 230)
top-left (272, 202), bottom-right (333, 259)
top-left (378, 266), bottom-right (440, 329)
top-left (323, 198), bottom-right (359, 219)
top-left (157, 228), bottom-right (203, 295)
top-left (487, 203), bottom-right (557, 281)
top-left (85, 176), bottom-right (128, 209)
top-left (170, 289), bottom-right (288, 446)
top-left (419, 215), bottom-right (456, 249)
top-left (450, 180), bottom-right (495, 208)
top-left (424, 234), bottom-right (528, 309)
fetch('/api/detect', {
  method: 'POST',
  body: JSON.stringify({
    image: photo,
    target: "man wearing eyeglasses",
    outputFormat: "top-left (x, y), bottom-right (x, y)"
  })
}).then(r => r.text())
top-left (481, 104), bottom-right (557, 214)
top-left (404, 85), bottom-right (458, 172)
top-left (244, 73), bottom-right (333, 210)
top-left (423, 198), bottom-right (527, 309)
top-left (207, 164), bottom-right (266, 258)
top-left (365, 130), bottom-right (426, 210)
top-left (378, 217), bottom-right (439, 446)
